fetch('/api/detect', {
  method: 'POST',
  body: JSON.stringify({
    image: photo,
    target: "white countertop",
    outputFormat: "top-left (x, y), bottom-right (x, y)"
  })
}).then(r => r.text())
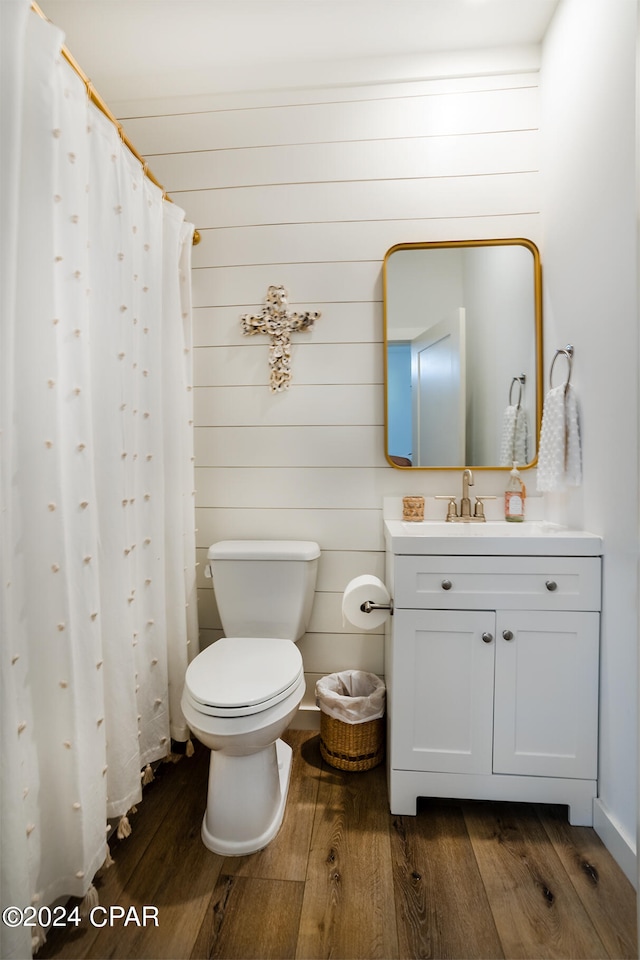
top-left (384, 519), bottom-right (603, 557)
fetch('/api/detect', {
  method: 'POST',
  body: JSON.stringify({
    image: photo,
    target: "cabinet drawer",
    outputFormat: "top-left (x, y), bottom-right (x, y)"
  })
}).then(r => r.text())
top-left (394, 556), bottom-right (601, 611)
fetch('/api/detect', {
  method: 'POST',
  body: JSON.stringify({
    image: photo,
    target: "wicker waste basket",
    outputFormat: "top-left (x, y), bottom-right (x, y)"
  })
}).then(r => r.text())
top-left (315, 670), bottom-right (386, 772)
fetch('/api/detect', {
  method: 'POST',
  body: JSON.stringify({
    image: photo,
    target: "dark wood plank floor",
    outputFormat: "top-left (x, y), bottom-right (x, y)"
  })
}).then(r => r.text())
top-left (39, 729), bottom-right (637, 960)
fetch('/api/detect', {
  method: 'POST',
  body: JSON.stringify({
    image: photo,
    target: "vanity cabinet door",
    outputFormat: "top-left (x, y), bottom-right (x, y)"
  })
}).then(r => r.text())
top-left (493, 610), bottom-right (599, 780)
top-left (391, 608), bottom-right (495, 775)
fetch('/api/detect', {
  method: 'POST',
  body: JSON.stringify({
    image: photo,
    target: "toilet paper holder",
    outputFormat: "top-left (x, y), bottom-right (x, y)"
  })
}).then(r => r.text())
top-left (360, 599), bottom-right (394, 615)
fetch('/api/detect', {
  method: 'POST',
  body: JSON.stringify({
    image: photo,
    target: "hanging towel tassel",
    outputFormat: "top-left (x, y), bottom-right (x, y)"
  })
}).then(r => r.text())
top-left (79, 883), bottom-right (99, 917)
top-left (117, 815), bottom-right (132, 840)
top-left (141, 763), bottom-right (155, 786)
top-left (186, 738), bottom-right (195, 757)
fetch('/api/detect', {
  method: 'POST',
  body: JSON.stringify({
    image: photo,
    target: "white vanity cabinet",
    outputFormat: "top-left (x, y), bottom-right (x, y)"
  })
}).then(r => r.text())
top-left (384, 529), bottom-right (603, 826)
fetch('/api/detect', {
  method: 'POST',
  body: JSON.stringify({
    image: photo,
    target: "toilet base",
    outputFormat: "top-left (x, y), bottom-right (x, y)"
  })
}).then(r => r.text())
top-left (201, 738), bottom-right (293, 856)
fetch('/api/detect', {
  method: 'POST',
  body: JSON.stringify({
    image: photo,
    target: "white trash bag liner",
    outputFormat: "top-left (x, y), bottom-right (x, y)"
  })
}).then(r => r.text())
top-left (315, 670), bottom-right (385, 724)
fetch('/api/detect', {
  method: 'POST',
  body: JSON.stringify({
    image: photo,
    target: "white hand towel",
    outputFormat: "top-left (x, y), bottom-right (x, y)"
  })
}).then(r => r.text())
top-left (536, 383), bottom-right (582, 492)
top-left (499, 404), bottom-right (529, 467)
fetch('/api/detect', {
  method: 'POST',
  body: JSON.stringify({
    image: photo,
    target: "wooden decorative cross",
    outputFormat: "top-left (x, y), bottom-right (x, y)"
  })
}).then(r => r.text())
top-left (241, 285), bottom-right (320, 392)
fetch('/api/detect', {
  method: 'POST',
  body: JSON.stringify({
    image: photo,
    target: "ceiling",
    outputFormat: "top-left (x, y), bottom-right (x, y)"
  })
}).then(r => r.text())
top-left (39, 0), bottom-right (561, 102)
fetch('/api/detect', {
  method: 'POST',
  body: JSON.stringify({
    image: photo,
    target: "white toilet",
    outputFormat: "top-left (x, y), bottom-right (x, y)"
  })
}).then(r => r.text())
top-left (181, 539), bottom-right (320, 856)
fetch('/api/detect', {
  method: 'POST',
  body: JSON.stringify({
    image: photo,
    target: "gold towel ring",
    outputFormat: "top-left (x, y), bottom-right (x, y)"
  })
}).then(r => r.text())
top-left (550, 345), bottom-right (574, 390)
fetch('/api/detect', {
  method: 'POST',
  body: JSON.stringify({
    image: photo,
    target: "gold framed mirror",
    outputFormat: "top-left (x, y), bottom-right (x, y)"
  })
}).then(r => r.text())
top-left (383, 238), bottom-right (542, 469)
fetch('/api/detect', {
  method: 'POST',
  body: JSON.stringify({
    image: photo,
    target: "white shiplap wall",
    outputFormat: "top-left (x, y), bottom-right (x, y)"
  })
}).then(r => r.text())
top-left (119, 70), bottom-right (541, 719)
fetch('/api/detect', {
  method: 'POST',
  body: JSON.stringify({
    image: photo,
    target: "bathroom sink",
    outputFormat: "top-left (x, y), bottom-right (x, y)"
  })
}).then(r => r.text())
top-left (384, 519), bottom-right (602, 556)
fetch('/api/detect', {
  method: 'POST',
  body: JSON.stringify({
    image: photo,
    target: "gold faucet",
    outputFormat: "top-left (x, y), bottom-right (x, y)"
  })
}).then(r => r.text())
top-left (460, 468), bottom-right (474, 519)
top-left (436, 468), bottom-right (496, 522)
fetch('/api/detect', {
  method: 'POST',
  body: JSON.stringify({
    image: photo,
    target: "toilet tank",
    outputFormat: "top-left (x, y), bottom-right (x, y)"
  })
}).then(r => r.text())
top-left (207, 540), bottom-right (320, 641)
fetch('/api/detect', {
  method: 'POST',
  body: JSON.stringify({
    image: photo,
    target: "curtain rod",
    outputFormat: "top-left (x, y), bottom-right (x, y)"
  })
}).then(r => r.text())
top-left (30, 1), bottom-right (200, 245)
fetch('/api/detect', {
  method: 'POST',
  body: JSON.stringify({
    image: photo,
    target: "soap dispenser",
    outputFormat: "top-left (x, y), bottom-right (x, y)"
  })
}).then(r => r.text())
top-left (505, 461), bottom-right (526, 522)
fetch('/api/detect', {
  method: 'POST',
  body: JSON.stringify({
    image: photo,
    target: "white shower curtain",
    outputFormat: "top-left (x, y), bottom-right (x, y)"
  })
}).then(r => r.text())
top-left (1, 5), bottom-right (198, 958)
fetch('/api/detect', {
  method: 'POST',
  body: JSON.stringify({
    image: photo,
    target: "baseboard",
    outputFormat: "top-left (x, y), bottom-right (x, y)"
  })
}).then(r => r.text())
top-left (290, 704), bottom-right (321, 731)
top-left (593, 798), bottom-right (637, 888)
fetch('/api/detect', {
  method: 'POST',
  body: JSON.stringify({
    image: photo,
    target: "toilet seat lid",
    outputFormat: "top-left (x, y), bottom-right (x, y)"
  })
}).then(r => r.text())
top-left (185, 637), bottom-right (303, 712)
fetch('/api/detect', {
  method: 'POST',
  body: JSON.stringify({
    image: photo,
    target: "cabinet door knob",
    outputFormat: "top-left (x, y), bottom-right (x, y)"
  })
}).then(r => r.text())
top-left (441, 579), bottom-right (452, 590)
top-left (482, 632), bottom-right (493, 643)
top-left (502, 629), bottom-right (514, 641)
top-left (545, 580), bottom-right (558, 592)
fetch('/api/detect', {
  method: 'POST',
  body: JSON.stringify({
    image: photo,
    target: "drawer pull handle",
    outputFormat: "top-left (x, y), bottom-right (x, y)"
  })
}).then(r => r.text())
top-left (545, 580), bottom-right (558, 592)
top-left (502, 630), bottom-right (514, 641)
top-left (482, 632), bottom-right (493, 644)
top-left (441, 579), bottom-right (452, 591)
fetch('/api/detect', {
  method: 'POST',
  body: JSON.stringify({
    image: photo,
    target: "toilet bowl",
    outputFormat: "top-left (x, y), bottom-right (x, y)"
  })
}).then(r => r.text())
top-left (182, 540), bottom-right (319, 855)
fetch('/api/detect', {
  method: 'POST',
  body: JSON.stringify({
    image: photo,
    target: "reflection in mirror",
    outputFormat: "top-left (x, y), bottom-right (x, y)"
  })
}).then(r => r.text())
top-left (383, 239), bottom-right (542, 469)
